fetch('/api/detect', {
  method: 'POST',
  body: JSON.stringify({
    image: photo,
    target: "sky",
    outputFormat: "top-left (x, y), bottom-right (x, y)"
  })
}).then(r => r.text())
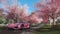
top-left (19, 0), bottom-right (39, 14)
top-left (0, 0), bottom-right (41, 14)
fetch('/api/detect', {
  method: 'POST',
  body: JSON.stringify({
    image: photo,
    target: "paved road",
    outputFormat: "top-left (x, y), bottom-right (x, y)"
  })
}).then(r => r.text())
top-left (0, 30), bottom-right (35, 34)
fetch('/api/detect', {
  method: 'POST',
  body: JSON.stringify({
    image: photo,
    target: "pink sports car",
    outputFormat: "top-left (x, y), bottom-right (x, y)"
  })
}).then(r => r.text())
top-left (7, 23), bottom-right (30, 30)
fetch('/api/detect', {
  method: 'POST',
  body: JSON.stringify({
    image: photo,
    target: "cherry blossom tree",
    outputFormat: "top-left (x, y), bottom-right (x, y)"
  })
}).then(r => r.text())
top-left (3, 0), bottom-right (29, 23)
top-left (36, 0), bottom-right (60, 26)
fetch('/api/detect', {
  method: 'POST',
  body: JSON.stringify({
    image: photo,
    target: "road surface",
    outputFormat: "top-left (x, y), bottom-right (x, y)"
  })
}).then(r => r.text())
top-left (0, 29), bottom-right (35, 34)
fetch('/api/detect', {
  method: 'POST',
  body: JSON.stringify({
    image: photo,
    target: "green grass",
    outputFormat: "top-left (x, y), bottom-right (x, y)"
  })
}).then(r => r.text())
top-left (35, 30), bottom-right (60, 34)
top-left (35, 24), bottom-right (60, 34)
top-left (35, 31), bottom-right (60, 34)
top-left (0, 27), bottom-right (7, 30)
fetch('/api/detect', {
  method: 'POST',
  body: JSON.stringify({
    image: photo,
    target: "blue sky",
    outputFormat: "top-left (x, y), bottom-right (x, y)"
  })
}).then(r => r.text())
top-left (19, 0), bottom-right (39, 14)
top-left (0, 0), bottom-right (40, 14)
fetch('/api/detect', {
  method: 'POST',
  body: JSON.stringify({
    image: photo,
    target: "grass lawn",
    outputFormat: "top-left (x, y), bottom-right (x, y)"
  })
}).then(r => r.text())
top-left (35, 29), bottom-right (60, 34)
top-left (36, 31), bottom-right (60, 34)
top-left (35, 24), bottom-right (60, 34)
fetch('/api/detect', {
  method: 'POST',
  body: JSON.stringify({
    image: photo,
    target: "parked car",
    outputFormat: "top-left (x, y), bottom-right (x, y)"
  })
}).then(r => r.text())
top-left (7, 23), bottom-right (30, 30)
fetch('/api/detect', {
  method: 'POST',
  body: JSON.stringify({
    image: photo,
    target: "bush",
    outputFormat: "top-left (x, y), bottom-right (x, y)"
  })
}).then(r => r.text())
top-left (0, 17), bottom-right (7, 24)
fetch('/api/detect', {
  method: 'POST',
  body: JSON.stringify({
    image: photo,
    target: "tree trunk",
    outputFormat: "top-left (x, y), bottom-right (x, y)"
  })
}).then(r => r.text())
top-left (52, 19), bottom-right (56, 28)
